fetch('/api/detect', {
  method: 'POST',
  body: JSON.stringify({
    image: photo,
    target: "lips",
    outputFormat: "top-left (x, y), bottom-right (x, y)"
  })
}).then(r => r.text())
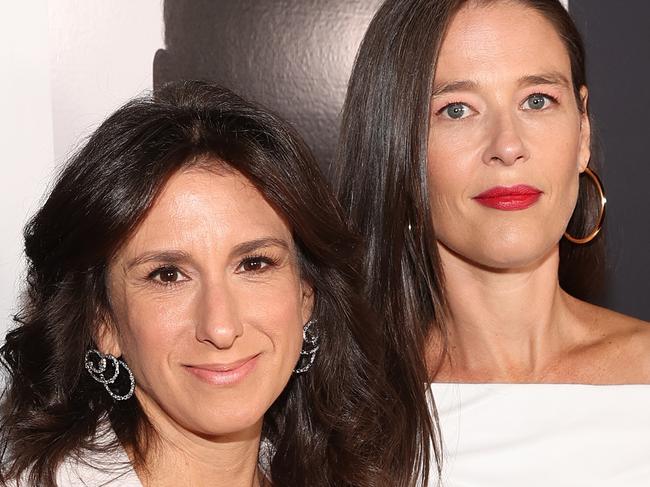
top-left (185, 354), bottom-right (260, 386)
top-left (473, 185), bottom-right (542, 211)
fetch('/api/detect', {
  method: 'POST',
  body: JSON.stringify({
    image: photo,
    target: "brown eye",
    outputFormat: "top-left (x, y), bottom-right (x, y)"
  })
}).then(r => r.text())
top-left (159, 268), bottom-right (179, 282)
top-left (239, 255), bottom-right (277, 273)
top-left (149, 266), bottom-right (185, 284)
top-left (242, 258), bottom-right (265, 272)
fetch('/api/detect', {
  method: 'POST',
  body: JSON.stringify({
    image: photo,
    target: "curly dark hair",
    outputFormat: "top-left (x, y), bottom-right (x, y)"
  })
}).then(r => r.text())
top-left (0, 81), bottom-right (416, 486)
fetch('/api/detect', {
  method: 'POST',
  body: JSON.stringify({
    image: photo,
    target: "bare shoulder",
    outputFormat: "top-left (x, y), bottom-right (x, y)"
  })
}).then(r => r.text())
top-left (568, 296), bottom-right (650, 383)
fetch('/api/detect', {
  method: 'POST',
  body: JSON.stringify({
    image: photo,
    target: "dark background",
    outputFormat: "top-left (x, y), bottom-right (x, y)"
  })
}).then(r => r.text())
top-left (570, 0), bottom-right (650, 320)
top-left (154, 0), bottom-right (650, 321)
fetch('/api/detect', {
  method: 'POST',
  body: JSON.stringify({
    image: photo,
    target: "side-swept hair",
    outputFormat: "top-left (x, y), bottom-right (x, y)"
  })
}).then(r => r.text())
top-left (335, 0), bottom-right (604, 482)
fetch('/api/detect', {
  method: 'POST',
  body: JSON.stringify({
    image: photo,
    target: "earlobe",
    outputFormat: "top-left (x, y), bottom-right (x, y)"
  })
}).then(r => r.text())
top-left (578, 86), bottom-right (591, 173)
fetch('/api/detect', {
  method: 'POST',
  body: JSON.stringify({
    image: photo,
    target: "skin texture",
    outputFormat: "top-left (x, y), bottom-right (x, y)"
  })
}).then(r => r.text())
top-left (102, 166), bottom-right (312, 486)
top-left (427, 0), bottom-right (650, 384)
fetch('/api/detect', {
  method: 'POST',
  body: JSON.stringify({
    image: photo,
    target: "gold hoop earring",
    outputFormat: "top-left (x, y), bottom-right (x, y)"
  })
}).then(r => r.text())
top-left (564, 166), bottom-right (607, 245)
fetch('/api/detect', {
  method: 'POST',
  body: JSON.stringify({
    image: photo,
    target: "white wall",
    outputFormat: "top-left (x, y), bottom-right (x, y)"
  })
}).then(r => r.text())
top-left (0, 2), bottom-right (55, 333)
top-left (1, 1), bottom-right (163, 336)
top-left (49, 1), bottom-right (164, 164)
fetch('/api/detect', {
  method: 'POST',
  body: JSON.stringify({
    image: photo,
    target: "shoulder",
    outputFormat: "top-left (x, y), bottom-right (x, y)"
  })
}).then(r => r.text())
top-left (4, 454), bottom-right (139, 487)
top-left (56, 425), bottom-right (142, 487)
top-left (569, 297), bottom-right (650, 383)
top-left (58, 455), bottom-right (140, 487)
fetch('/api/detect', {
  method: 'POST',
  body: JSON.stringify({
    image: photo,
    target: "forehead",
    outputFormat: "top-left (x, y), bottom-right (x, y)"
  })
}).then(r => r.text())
top-left (120, 167), bottom-right (292, 254)
top-left (435, 1), bottom-right (571, 83)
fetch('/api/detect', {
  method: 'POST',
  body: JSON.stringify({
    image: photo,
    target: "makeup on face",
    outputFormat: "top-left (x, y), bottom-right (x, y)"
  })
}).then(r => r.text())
top-left (473, 185), bottom-right (543, 211)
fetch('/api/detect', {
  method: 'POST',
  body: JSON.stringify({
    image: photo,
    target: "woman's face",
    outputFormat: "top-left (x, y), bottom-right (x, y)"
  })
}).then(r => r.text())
top-left (104, 165), bottom-right (312, 439)
top-left (427, 1), bottom-right (591, 270)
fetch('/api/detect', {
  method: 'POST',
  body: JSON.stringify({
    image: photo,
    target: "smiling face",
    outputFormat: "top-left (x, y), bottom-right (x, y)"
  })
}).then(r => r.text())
top-left (102, 165), bottom-right (311, 440)
top-left (427, 0), bottom-right (591, 270)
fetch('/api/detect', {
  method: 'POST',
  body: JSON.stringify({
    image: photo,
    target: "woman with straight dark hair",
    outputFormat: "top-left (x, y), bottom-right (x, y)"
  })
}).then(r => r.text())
top-left (0, 81), bottom-right (417, 486)
top-left (337, 0), bottom-right (650, 485)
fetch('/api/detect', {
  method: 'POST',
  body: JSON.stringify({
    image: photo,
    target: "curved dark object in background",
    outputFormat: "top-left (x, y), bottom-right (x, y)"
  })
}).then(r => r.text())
top-left (154, 0), bottom-right (650, 320)
top-left (154, 0), bottom-right (382, 174)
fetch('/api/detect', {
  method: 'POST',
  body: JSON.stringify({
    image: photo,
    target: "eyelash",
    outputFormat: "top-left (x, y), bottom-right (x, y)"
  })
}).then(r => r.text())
top-left (237, 253), bottom-right (280, 274)
top-left (143, 252), bottom-right (281, 289)
top-left (436, 101), bottom-right (467, 117)
top-left (435, 92), bottom-right (560, 118)
top-left (146, 265), bottom-right (187, 288)
top-left (524, 92), bottom-right (559, 108)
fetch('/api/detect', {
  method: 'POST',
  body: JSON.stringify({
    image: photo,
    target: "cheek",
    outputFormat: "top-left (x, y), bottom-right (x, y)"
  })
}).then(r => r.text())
top-left (114, 291), bottom-right (194, 377)
top-left (552, 165), bottom-right (581, 228)
top-left (427, 122), bottom-right (482, 195)
top-left (427, 145), bottom-right (476, 237)
top-left (543, 126), bottom-right (583, 215)
top-left (249, 280), bottom-right (305, 362)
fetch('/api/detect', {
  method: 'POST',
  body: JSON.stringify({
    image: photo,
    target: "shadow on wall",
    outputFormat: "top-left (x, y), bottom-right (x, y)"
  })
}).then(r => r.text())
top-left (153, 0), bottom-right (383, 175)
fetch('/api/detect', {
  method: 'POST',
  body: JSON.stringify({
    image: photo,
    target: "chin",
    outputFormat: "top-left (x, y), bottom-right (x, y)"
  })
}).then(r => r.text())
top-left (179, 403), bottom-right (268, 439)
top-left (443, 229), bottom-right (560, 271)
top-left (474, 238), bottom-right (560, 271)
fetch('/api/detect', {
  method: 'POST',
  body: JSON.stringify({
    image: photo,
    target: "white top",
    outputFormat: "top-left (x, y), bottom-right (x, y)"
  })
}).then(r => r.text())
top-left (56, 447), bottom-right (142, 487)
top-left (7, 443), bottom-right (141, 487)
top-left (429, 383), bottom-right (650, 487)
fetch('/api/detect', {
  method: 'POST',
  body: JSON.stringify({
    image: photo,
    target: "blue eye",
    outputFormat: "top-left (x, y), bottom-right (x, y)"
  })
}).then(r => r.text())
top-left (444, 103), bottom-right (469, 119)
top-left (524, 94), bottom-right (554, 110)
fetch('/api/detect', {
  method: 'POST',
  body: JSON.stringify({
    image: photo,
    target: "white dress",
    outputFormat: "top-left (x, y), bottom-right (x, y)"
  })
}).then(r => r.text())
top-left (429, 383), bottom-right (650, 487)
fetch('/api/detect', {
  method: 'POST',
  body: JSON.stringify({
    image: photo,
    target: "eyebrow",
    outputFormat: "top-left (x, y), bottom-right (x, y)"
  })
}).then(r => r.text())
top-left (231, 237), bottom-right (291, 257)
top-left (431, 80), bottom-right (479, 98)
top-left (126, 250), bottom-right (192, 270)
top-left (518, 72), bottom-right (571, 89)
top-left (431, 72), bottom-right (571, 97)
top-left (125, 237), bottom-right (291, 270)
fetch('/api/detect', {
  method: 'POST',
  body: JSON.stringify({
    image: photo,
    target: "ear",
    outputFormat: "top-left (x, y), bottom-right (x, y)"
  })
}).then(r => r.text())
top-left (300, 281), bottom-right (315, 324)
top-left (95, 315), bottom-right (123, 358)
top-left (577, 86), bottom-right (591, 173)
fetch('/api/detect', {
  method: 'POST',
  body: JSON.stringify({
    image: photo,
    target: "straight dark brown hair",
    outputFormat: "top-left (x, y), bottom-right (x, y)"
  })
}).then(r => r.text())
top-left (335, 0), bottom-right (605, 482)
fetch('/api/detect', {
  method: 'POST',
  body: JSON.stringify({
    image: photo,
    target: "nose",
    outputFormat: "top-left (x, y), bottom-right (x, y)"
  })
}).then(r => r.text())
top-left (195, 281), bottom-right (243, 349)
top-left (482, 112), bottom-right (529, 166)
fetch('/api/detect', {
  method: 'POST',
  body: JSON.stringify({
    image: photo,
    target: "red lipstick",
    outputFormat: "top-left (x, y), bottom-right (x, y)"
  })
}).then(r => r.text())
top-left (473, 185), bottom-right (542, 211)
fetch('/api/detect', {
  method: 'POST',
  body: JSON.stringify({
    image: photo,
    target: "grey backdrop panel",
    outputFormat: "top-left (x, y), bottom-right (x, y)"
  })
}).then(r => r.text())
top-left (154, 0), bottom-right (382, 173)
top-left (154, 1), bottom-right (649, 320)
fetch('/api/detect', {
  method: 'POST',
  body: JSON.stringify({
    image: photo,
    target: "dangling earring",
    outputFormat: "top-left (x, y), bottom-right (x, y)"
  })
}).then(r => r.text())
top-left (294, 319), bottom-right (319, 374)
top-left (564, 166), bottom-right (607, 245)
top-left (84, 349), bottom-right (135, 401)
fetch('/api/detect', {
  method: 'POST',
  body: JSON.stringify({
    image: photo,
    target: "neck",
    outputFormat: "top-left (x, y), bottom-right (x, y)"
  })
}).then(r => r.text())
top-left (433, 243), bottom-right (582, 382)
top-left (133, 397), bottom-right (265, 487)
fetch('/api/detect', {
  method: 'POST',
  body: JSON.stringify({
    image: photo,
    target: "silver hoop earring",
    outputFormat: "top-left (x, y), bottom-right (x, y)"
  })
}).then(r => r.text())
top-left (294, 319), bottom-right (319, 374)
top-left (85, 349), bottom-right (135, 401)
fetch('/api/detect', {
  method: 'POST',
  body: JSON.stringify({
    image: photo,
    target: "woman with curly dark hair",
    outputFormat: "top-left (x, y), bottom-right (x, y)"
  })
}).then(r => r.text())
top-left (0, 81), bottom-right (417, 486)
